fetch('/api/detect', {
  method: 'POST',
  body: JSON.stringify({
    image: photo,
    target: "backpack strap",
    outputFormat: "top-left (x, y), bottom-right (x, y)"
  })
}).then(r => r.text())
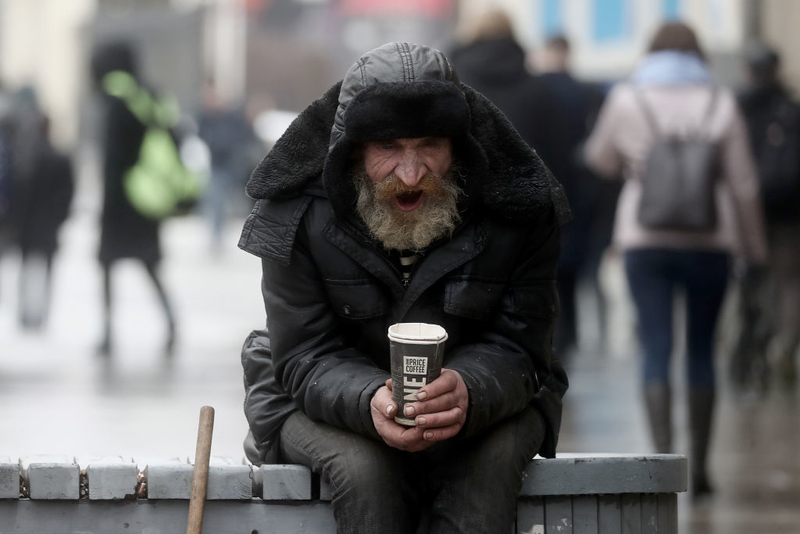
top-left (702, 86), bottom-right (719, 126)
top-left (634, 85), bottom-right (719, 137)
top-left (633, 88), bottom-right (663, 138)
top-left (102, 70), bottom-right (179, 128)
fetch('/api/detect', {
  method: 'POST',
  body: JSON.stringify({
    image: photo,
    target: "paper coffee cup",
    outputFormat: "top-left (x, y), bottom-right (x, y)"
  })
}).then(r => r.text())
top-left (388, 323), bottom-right (448, 426)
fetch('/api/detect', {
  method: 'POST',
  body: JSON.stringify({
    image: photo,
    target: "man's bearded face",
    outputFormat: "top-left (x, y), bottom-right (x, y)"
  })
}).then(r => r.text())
top-left (353, 158), bottom-right (463, 252)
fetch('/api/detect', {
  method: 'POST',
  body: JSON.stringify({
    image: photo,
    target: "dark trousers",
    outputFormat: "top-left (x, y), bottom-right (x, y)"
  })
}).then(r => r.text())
top-left (624, 248), bottom-right (730, 387)
top-left (279, 407), bottom-right (545, 534)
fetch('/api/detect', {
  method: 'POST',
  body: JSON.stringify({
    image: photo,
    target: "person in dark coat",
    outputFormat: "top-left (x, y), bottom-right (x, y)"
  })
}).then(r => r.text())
top-left (449, 12), bottom-right (583, 359)
top-left (14, 115), bottom-right (74, 329)
top-left (197, 78), bottom-right (255, 256)
top-left (91, 42), bottom-right (176, 356)
top-left (239, 42), bottom-right (570, 533)
top-left (449, 10), bottom-right (569, 182)
top-left (537, 35), bottom-right (618, 356)
top-left (733, 43), bottom-right (800, 386)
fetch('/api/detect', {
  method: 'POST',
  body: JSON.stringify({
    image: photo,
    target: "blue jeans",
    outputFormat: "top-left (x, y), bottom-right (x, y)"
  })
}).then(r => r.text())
top-left (624, 249), bottom-right (730, 387)
top-left (279, 407), bottom-right (545, 534)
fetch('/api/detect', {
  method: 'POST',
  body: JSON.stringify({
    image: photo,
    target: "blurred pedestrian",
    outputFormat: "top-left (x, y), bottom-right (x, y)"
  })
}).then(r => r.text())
top-left (537, 35), bottom-right (618, 356)
top-left (735, 42), bottom-right (800, 386)
top-left (90, 41), bottom-right (176, 357)
top-left (449, 9), bottom-right (569, 185)
top-left (13, 114), bottom-right (74, 330)
top-left (584, 22), bottom-right (768, 499)
top-left (196, 78), bottom-right (255, 257)
top-left (0, 81), bottom-right (15, 303)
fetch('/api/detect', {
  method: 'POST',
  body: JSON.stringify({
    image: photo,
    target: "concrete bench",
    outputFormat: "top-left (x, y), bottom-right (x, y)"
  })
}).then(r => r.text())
top-left (0, 453), bottom-right (686, 533)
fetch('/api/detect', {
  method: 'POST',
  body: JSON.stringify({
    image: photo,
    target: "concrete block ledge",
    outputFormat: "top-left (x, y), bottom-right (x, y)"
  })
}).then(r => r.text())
top-left (520, 453), bottom-right (688, 496)
top-left (0, 454), bottom-right (687, 534)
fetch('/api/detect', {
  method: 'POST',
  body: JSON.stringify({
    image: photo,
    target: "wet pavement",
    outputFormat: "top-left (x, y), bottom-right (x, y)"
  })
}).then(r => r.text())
top-left (1, 209), bottom-right (798, 533)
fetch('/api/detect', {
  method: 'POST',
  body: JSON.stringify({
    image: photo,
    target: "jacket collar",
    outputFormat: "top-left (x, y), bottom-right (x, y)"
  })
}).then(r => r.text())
top-left (323, 216), bottom-right (489, 323)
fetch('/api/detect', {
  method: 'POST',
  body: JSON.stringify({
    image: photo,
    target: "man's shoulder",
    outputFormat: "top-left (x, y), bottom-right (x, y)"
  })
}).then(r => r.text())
top-left (238, 194), bottom-right (332, 265)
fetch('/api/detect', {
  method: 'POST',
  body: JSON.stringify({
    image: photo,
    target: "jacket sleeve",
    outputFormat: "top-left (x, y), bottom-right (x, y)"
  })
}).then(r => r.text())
top-left (259, 219), bottom-right (390, 440)
top-left (444, 208), bottom-right (568, 457)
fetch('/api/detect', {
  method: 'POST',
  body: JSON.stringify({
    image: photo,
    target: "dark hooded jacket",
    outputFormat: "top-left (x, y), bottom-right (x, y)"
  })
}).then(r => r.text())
top-left (239, 43), bottom-right (570, 463)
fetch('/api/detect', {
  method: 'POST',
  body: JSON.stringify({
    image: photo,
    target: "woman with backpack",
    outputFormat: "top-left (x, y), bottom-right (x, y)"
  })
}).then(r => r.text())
top-left (584, 22), bottom-right (768, 500)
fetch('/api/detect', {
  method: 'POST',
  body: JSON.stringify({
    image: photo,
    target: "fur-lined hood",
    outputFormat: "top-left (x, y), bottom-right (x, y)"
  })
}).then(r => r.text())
top-left (246, 42), bottom-right (569, 225)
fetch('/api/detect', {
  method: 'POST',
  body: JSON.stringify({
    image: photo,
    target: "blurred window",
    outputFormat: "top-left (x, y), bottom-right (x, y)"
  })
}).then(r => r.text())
top-left (592, 0), bottom-right (630, 42)
top-left (662, 0), bottom-right (682, 20)
top-left (543, 0), bottom-right (563, 36)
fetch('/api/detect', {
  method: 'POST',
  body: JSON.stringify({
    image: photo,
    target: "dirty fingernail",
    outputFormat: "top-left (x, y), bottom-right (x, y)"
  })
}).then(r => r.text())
top-left (424, 431), bottom-right (434, 439)
top-left (404, 405), bottom-right (416, 416)
top-left (417, 417), bottom-right (427, 426)
top-left (386, 405), bottom-right (395, 415)
top-left (416, 391), bottom-right (428, 401)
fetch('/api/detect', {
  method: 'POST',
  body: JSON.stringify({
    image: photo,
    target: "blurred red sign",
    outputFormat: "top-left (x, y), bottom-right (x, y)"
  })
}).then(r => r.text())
top-left (342, 0), bottom-right (453, 18)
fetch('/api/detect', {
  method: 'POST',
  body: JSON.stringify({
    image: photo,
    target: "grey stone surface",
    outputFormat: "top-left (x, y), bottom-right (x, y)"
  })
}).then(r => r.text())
top-left (259, 464), bottom-right (312, 500)
top-left (87, 463), bottom-right (138, 500)
top-left (133, 456), bottom-right (185, 469)
top-left (520, 454), bottom-right (687, 496)
top-left (0, 458), bottom-right (19, 499)
top-left (75, 456), bottom-right (129, 468)
top-left (144, 463), bottom-right (193, 499)
top-left (25, 463), bottom-right (80, 500)
top-left (18, 456), bottom-right (71, 471)
top-left (517, 497), bottom-right (544, 534)
top-left (320, 478), bottom-right (332, 501)
top-left (207, 464), bottom-right (252, 500)
top-left (208, 456), bottom-right (237, 465)
top-left (0, 500), bottom-right (337, 534)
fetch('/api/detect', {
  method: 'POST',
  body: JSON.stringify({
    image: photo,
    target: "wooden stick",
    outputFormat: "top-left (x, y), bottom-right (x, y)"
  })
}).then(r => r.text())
top-left (187, 406), bottom-right (215, 534)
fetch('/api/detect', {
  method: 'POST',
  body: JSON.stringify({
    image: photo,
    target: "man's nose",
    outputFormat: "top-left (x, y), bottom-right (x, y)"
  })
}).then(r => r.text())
top-left (395, 150), bottom-right (426, 187)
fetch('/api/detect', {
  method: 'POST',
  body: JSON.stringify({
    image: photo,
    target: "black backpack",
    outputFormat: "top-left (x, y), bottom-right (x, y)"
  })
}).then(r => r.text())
top-left (749, 95), bottom-right (800, 223)
top-left (635, 88), bottom-right (721, 232)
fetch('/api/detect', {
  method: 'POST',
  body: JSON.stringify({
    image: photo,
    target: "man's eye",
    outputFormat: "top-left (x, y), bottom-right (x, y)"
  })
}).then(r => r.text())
top-left (381, 143), bottom-right (394, 150)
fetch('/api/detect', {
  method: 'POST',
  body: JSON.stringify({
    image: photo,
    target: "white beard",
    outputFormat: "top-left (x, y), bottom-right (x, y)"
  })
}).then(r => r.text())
top-left (353, 166), bottom-right (463, 252)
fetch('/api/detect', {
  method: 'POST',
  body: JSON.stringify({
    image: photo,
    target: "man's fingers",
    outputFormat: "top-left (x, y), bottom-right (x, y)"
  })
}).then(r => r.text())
top-left (415, 369), bottom-right (459, 400)
top-left (370, 385), bottom-right (397, 418)
top-left (414, 405), bottom-right (466, 429)
top-left (420, 422), bottom-right (462, 442)
top-left (402, 392), bottom-right (458, 417)
top-left (402, 369), bottom-right (468, 418)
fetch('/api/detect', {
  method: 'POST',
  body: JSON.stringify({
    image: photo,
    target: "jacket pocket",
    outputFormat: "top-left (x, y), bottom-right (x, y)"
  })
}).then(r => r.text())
top-left (324, 279), bottom-right (389, 320)
top-left (444, 278), bottom-right (506, 321)
top-left (511, 283), bottom-right (559, 319)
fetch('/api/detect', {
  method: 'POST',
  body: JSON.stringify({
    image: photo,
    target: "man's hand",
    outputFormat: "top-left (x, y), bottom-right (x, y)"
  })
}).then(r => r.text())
top-left (370, 381), bottom-right (432, 452)
top-left (402, 369), bottom-right (468, 441)
top-left (370, 369), bottom-right (469, 451)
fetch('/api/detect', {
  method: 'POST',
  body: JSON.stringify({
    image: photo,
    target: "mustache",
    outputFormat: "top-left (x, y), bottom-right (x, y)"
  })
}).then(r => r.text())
top-left (372, 172), bottom-right (453, 203)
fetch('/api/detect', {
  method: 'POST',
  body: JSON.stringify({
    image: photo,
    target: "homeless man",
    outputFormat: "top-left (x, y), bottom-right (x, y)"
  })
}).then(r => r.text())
top-left (238, 42), bottom-right (570, 534)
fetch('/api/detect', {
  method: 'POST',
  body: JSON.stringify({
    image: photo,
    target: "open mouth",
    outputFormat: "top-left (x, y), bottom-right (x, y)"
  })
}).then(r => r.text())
top-left (395, 190), bottom-right (424, 211)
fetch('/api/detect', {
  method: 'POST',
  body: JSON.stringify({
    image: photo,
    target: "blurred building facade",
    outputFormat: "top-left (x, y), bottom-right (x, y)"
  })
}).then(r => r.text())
top-left (457, 0), bottom-right (800, 91)
top-left (1, 0), bottom-right (799, 153)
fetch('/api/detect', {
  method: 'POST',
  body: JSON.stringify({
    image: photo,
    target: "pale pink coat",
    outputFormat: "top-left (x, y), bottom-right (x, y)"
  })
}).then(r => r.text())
top-left (585, 83), bottom-right (768, 263)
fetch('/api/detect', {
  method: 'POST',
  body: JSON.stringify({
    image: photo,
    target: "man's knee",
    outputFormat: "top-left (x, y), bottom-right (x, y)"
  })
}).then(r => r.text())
top-left (279, 411), bottom-right (406, 496)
